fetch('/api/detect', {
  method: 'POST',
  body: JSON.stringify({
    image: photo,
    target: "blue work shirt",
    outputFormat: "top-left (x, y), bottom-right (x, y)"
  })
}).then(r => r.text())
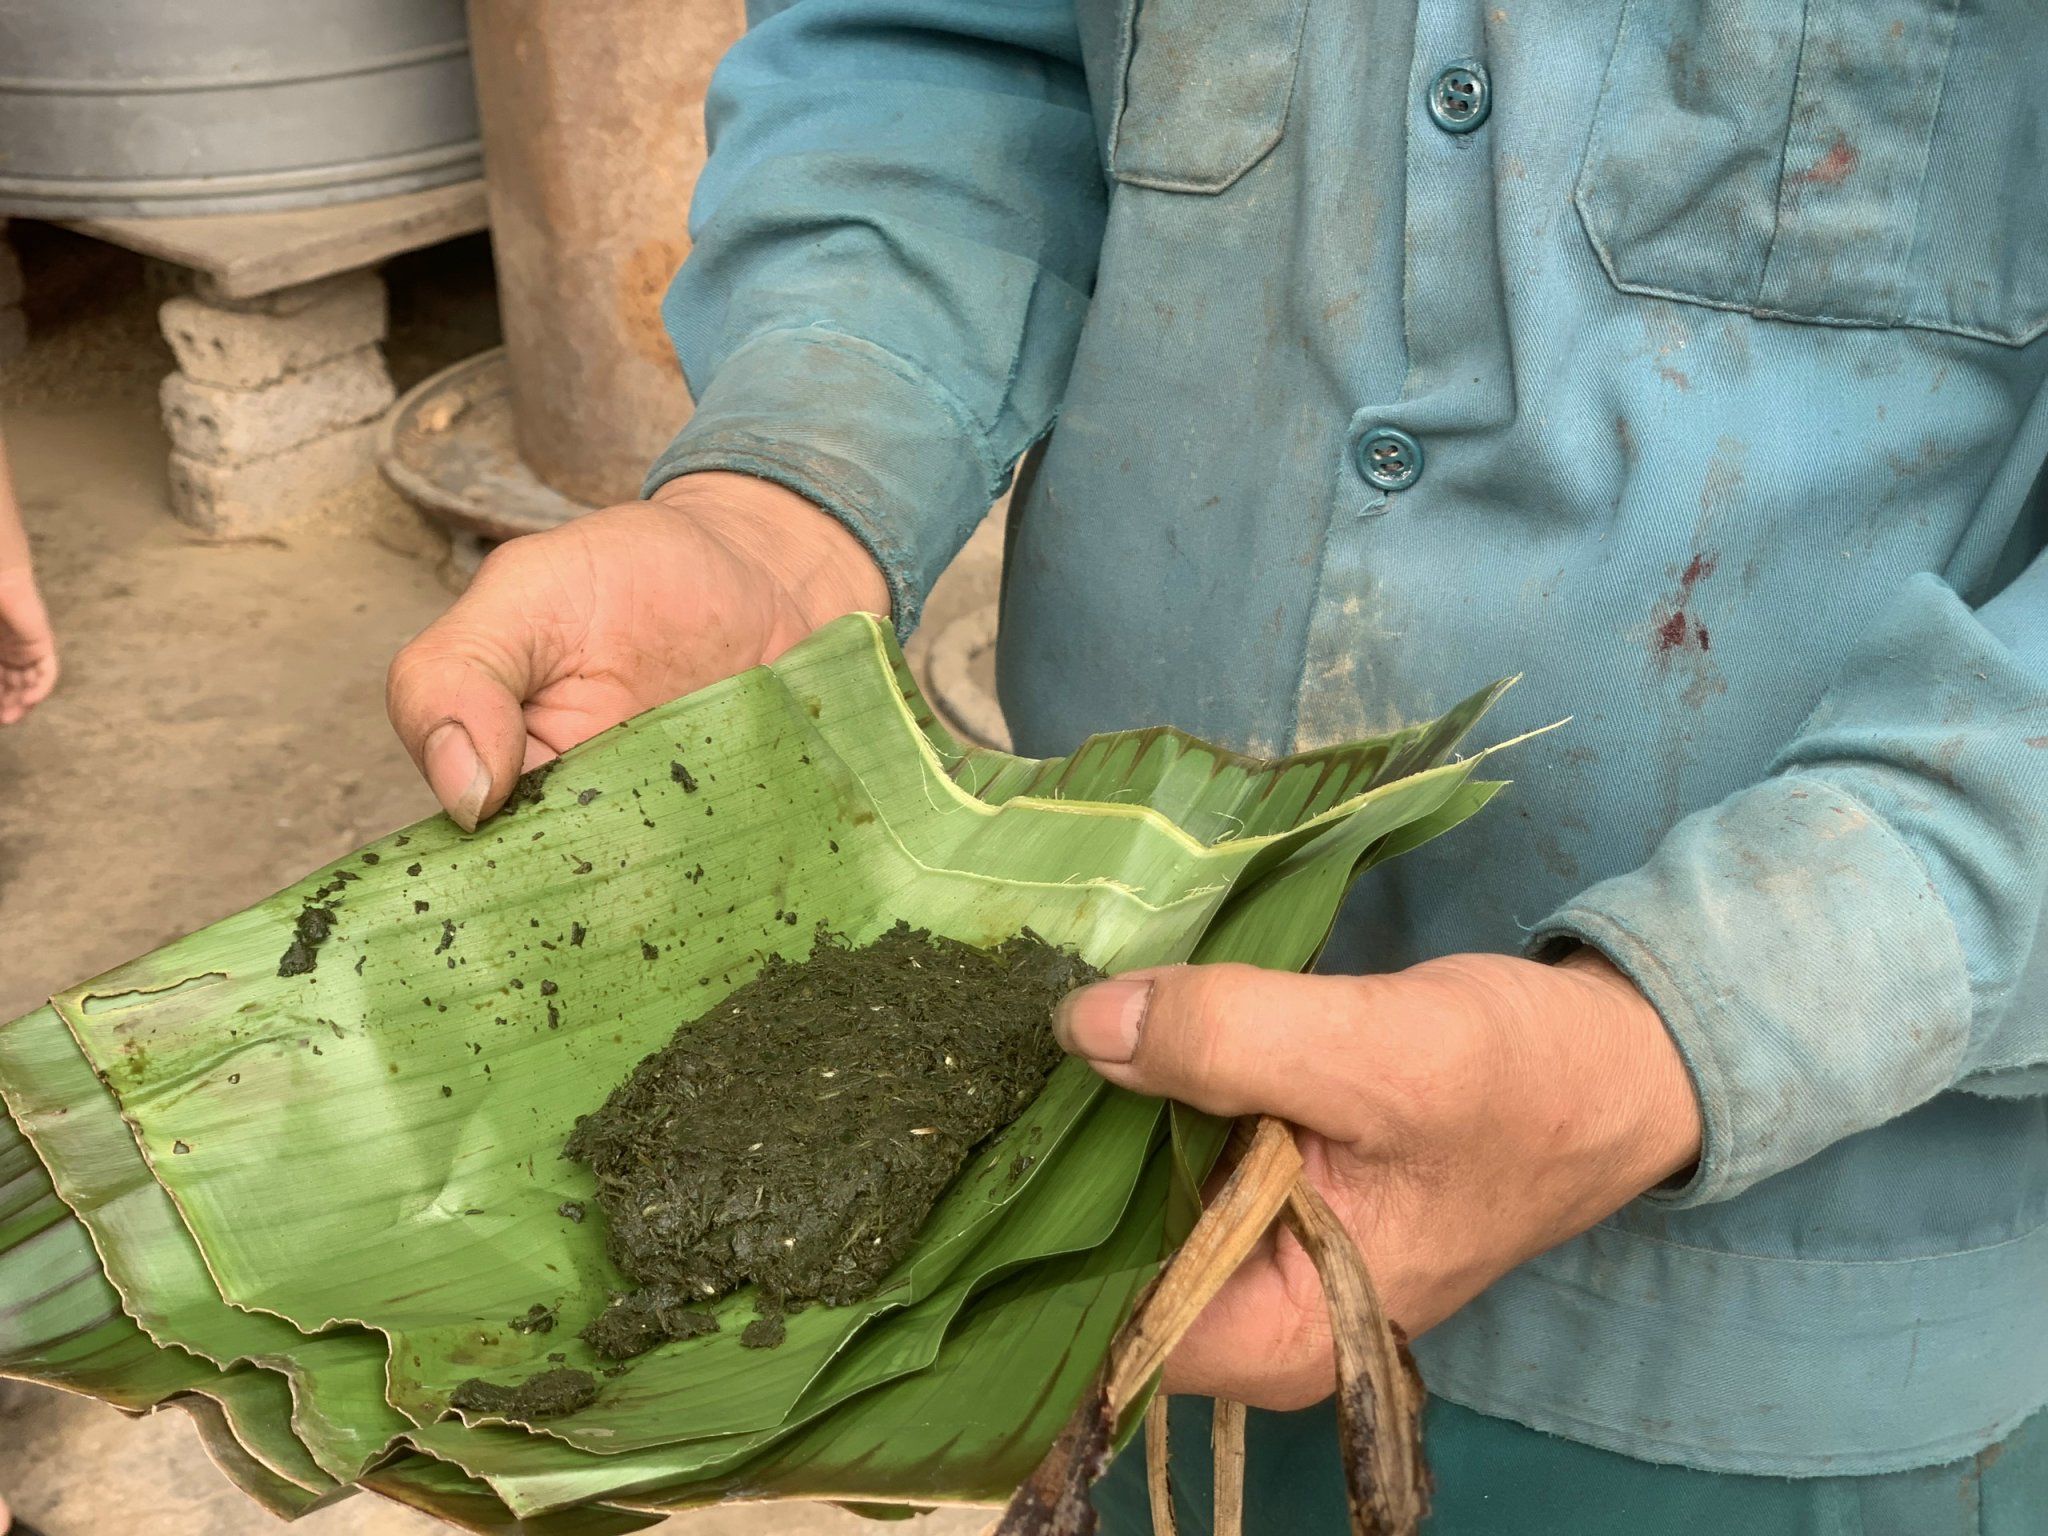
top-left (647, 0), bottom-right (2048, 1479)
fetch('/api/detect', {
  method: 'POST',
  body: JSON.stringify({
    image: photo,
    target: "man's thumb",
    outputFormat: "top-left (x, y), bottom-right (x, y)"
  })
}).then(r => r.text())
top-left (386, 608), bottom-right (537, 832)
top-left (1053, 963), bottom-right (1369, 1134)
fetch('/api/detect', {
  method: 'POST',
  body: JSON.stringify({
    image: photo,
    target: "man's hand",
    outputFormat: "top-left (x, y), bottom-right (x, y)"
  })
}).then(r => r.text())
top-left (0, 424), bottom-right (58, 728)
top-left (0, 568), bottom-right (57, 726)
top-left (1053, 950), bottom-right (1701, 1412)
top-left (388, 472), bottom-right (888, 829)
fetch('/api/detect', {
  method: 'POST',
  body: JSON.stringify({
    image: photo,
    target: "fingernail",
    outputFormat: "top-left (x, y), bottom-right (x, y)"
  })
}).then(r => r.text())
top-left (1054, 979), bottom-right (1153, 1064)
top-left (425, 721), bottom-right (491, 832)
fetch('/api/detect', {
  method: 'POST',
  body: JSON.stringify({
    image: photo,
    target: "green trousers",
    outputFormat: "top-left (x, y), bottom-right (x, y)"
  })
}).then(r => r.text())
top-left (1094, 1396), bottom-right (2048, 1536)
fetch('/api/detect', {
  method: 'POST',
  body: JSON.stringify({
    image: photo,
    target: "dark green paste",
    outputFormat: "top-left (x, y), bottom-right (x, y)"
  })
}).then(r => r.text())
top-left (579, 1284), bottom-right (721, 1360)
top-left (276, 868), bottom-right (358, 976)
top-left (508, 1303), bottom-right (557, 1335)
top-left (449, 1367), bottom-right (596, 1422)
top-left (563, 924), bottom-right (1094, 1355)
top-left (498, 760), bottom-right (559, 816)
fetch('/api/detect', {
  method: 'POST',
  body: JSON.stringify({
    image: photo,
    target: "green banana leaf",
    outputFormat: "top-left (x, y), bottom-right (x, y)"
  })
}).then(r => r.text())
top-left (42, 616), bottom-right (1499, 1431)
top-left (629, 1146), bottom-right (1178, 1514)
top-left (0, 1003), bottom-right (342, 1376)
top-left (0, 1094), bottom-right (229, 1410)
top-left (409, 1087), bottom-right (1164, 1515)
top-left (180, 1392), bottom-right (338, 1521)
top-left (359, 1453), bottom-right (664, 1535)
top-left (187, 1367), bottom-right (340, 1504)
top-left (618, 772), bottom-right (1518, 1516)
top-left (1, 612), bottom-right (1515, 1519)
top-left (0, 1003), bottom-right (413, 1482)
top-left (0, 1094), bottom-right (365, 1515)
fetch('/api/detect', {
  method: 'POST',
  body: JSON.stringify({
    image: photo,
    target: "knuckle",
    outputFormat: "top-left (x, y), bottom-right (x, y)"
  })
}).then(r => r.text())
top-left (472, 531), bottom-right (534, 581)
top-left (463, 526), bottom-right (565, 603)
top-left (384, 625), bottom-right (491, 737)
top-left (1355, 969), bottom-right (1492, 1131)
top-left (384, 644), bottom-right (432, 716)
top-left (1148, 964), bottom-right (1262, 1092)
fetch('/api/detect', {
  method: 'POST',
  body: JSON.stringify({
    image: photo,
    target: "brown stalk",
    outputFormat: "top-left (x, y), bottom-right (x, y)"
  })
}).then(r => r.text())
top-left (1145, 1395), bottom-right (1177, 1536)
top-left (990, 1116), bottom-right (1300, 1536)
top-left (990, 1115), bottom-right (1429, 1536)
top-left (1211, 1398), bottom-right (1247, 1536)
top-left (1283, 1179), bottom-right (1431, 1535)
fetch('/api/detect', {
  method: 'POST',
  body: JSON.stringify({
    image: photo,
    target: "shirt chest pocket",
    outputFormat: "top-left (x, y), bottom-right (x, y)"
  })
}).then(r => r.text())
top-left (1574, 0), bottom-right (2048, 346)
top-left (1101, 0), bottom-right (1311, 193)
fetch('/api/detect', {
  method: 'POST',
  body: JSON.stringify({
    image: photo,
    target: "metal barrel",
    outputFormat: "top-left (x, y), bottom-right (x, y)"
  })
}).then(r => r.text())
top-left (0, 0), bottom-right (482, 218)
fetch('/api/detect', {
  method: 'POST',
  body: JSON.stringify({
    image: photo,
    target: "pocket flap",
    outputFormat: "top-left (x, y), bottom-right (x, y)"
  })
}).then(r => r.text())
top-left (1109, 0), bottom-right (1310, 194)
top-left (1575, 0), bottom-right (2048, 345)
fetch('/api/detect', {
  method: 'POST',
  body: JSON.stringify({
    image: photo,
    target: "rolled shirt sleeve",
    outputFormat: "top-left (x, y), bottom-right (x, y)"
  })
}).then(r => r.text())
top-left (1538, 553), bottom-right (2048, 1205)
top-left (643, 0), bottom-right (1107, 635)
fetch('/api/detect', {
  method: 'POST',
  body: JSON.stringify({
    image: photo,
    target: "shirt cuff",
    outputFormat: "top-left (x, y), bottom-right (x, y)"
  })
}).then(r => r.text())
top-left (1530, 774), bottom-right (1974, 1206)
top-left (641, 326), bottom-right (1005, 637)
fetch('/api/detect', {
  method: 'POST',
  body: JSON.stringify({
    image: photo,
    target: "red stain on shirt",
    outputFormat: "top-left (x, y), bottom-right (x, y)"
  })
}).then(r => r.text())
top-left (1801, 138), bottom-right (1859, 185)
top-left (1657, 553), bottom-right (1718, 652)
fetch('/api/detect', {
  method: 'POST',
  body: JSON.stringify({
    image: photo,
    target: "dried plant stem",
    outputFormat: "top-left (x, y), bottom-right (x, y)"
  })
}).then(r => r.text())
top-left (1104, 1116), bottom-right (1303, 1410)
top-left (992, 1117), bottom-right (1300, 1535)
top-left (1145, 1396), bottom-right (1177, 1536)
top-left (993, 1116), bottom-right (1427, 1536)
top-left (1211, 1398), bottom-right (1247, 1536)
top-left (1283, 1179), bottom-right (1430, 1535)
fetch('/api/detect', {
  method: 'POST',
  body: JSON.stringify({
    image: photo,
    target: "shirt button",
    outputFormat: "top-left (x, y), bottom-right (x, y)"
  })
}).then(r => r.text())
top-left (1356, 427), bottom-right (1423, 491)
top-left (1427, 60), bottom-right (1490, 133)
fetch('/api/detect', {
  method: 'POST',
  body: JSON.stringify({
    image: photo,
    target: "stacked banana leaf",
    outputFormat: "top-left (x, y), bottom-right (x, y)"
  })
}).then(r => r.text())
top-left (0, 614), bottom-right (1511, 1532)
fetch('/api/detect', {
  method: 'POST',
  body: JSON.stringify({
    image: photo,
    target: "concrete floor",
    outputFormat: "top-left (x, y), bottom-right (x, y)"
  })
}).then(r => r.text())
top-left (0, 248), bottom-right (996, 1536)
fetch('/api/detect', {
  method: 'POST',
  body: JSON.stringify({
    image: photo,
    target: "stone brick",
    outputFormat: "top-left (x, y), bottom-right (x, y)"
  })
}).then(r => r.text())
top-left (0, 304), bottom-right (24, 367)
top-left (167, 422), bottom-right (380, 535)
top-left (194, 272), bottom-right (374, 315)
top-left (160, 345), bottom-right (395, 463)
top-left (158, 273), bottom-right (386, 390)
